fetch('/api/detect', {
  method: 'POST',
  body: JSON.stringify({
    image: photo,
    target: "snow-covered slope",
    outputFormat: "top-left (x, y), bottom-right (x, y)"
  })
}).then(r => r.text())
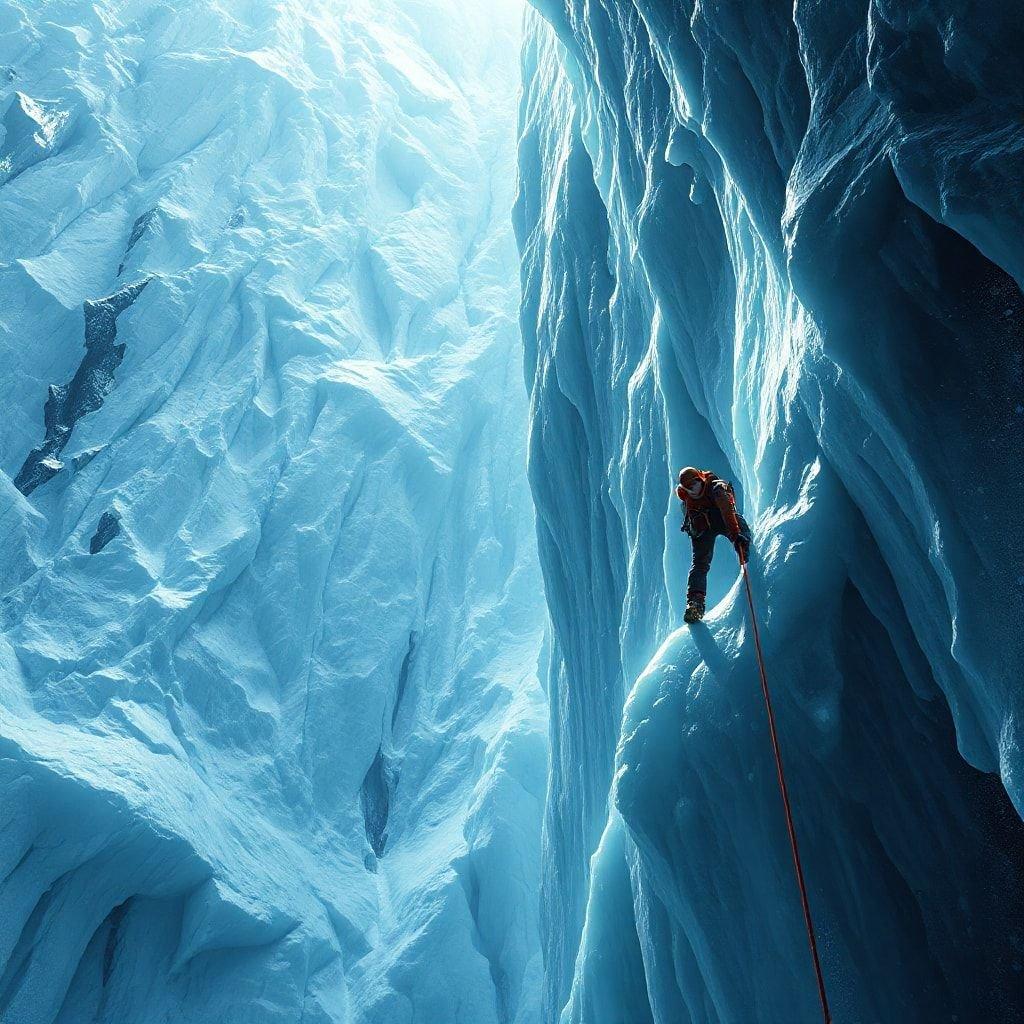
top-left (516, 2), bottom-right (1024, 1021)
top-left (0, 2), bottom-right (545, 1022)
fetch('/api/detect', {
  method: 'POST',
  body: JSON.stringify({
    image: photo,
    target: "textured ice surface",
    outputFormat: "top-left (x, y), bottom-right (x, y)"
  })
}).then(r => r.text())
top-left (516, 2), bottom-right (1024, 1022)
top-left (0, 1), bottom-right (544, 1022)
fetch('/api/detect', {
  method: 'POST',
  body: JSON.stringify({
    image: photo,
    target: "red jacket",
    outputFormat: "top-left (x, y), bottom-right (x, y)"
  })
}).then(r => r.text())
top-left (676, 470), bottom-right (741, 538)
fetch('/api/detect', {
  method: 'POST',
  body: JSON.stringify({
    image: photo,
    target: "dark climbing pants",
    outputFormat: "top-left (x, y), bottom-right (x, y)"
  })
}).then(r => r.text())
top-left (687, 511), bottom-right (750, 601)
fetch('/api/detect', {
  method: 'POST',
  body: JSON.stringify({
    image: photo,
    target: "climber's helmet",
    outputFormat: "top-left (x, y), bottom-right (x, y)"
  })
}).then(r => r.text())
top-left (678, 466), bottom-right (705, 498)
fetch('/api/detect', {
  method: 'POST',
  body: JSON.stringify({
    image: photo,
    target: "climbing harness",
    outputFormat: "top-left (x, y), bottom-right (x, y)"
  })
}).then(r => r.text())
top-left (682, 508), bottom-right (712, 538)
top-left (737, 547), bottom-right (832, 1024)
top-left (679, 474), bottom-right (737, 539)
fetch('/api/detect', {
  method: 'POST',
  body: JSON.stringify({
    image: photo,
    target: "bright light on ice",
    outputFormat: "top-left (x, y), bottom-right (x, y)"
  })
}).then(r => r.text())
top-left (0, 0), bottom-right (545, 1022)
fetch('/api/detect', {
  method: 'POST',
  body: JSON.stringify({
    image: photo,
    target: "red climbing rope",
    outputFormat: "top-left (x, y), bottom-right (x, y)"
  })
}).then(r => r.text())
top-left (737, 547), bottom-right (832, 1024)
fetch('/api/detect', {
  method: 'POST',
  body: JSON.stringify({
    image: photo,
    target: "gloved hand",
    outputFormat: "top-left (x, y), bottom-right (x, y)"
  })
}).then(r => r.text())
top-left (733, 534), bottom-right (749, 560)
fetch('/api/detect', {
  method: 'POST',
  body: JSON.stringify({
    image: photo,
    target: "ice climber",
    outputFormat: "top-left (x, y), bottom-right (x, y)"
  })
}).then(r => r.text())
top-left (676, 466), bottom-right (751, 623)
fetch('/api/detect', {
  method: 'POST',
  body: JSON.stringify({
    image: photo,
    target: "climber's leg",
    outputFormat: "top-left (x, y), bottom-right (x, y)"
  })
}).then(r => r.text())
top-left (685, 530), bottom-right (716, 621)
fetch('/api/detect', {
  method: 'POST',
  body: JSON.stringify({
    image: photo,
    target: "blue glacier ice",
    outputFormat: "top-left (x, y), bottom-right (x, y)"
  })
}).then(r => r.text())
top-left (0, 1), bottom-right (545, 1022)
top-left (3, 0), bottom-right (1023, 1022)
top-left (516, 2), bottom-right (1024, 1022)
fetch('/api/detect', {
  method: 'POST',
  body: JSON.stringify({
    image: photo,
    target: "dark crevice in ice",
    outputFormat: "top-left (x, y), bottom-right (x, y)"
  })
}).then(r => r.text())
top-left (117, 209), bottom-right (155, 275)
top-left (101, 902), bottom-right (128, 986)
top-left (88, 511), bottom-right (121, 554)
top-left (360, 747), bottom-right (392, 860)
top-left (391, 631), bottom-right (417, 730)
top-left (15, 278), bottom-right (150, 496)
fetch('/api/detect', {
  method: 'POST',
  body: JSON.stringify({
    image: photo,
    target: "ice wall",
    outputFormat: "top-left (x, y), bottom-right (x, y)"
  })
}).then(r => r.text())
top-left (516, 2), bottom-right (1024, 1021)
top-left (0, 2), bottom-right (546, 1022)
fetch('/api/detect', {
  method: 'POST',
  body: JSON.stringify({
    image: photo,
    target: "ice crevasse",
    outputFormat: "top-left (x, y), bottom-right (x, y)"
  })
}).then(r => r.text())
top-left (0, 1), bottom-right (546, 1022)
top-left (0, 0), bottom-right (1022, 1022)
top-left (515, 1), bottom-right (1024, 1022)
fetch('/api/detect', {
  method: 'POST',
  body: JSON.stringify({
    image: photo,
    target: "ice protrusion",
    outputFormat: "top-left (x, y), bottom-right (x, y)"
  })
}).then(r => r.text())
top-left (0, 93), bottom-right (75, 186)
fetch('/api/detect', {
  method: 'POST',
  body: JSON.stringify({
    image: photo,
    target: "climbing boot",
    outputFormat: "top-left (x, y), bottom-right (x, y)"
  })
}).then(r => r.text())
top-left (684, 598), bottom-right (705, 624)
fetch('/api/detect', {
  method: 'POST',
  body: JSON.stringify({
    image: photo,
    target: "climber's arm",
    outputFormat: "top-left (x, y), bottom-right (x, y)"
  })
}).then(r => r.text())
top-left (711, 481), bottom-right (741, 539)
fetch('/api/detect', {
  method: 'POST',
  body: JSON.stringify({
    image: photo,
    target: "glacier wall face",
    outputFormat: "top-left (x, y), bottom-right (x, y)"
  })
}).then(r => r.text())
top-left (516, 2), bottom-right (1024, 1021)
top-left (0, 2), bottom-right (546, 1022)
